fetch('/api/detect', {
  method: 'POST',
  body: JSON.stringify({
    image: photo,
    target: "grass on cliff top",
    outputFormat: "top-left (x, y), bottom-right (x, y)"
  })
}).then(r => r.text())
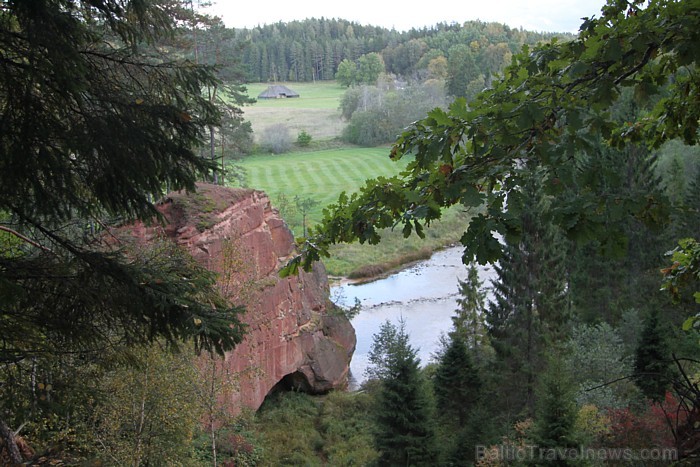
top-left (229, 147), bottom-right (471, 277)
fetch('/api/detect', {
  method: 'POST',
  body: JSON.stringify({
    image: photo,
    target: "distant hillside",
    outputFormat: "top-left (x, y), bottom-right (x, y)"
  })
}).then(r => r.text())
top-left (194, 18), bottom-right (574, 84)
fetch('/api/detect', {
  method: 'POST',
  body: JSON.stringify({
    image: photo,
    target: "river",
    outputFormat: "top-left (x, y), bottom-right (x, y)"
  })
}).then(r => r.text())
top-left (330, 245), bottom-right (495, 387)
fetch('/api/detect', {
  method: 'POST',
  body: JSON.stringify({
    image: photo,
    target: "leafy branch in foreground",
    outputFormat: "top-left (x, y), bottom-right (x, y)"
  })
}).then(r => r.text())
top-left (282, 0), bottom-right (699, 276)
top-left (661, 238), bottom-right (700, 331)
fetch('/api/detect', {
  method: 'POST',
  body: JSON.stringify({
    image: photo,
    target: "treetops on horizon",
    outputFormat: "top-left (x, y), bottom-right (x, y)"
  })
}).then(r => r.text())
top-left (194, 16), bottom-right (571, 83)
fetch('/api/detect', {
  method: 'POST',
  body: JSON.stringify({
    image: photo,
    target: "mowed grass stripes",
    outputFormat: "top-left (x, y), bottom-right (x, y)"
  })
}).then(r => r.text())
top-left (225, 80), bottom-right (471, 276)
top-left (233, 147), bottom-right (408, 223)
top-left (229, 147), bottom-right (470, 277)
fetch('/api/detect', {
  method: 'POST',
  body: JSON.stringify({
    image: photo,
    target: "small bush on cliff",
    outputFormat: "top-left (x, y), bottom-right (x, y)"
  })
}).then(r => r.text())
top-left (330, 296), bottom-right (362, 321)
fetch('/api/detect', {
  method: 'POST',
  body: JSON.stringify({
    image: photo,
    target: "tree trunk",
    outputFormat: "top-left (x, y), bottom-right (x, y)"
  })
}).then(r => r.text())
top-left (209, 124), bottom-right (218, 185)
top-left (209, 360), bottom-right (218, 467)
top-left (220, 130), bottom-right (226, 186)
top-left (0, 418), bottom-right (22, 464)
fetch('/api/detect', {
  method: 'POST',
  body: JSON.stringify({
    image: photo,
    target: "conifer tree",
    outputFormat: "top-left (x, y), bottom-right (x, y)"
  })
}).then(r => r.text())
top-left (485, 168), bottom-right (569, 417)
top-left (634, 308), bottom-right (673, 402)
top-left (0, 1), bottom-right (247, 457)
top-left (433, 332), bottom-right (488, 465)
top-left (365, 319), bottom-right (400, 382)
top-left (532, 356), bottom-right (579, 466)
top-left (566, 89), bottom-right (669, 324)
top-left (453, 264), bottom-right (489, 357)
top-left (433, 333), bottom-right (481, 426)
top-left (665, 156), bottom-right (687, 206)
top-left (371, 321), bottom-right (437, 465)
top-left (0, 0), bottom-right (246, 356)
top-left (681, 170), bottom-right (700, 239)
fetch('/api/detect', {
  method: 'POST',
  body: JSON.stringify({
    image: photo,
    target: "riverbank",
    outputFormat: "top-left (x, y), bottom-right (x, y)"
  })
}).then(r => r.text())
top-left (322, 206), bottom-right (472, 277)
top-left (331, 245), bottom-right (496, 386)
top-left (328, 242), bottom-right (462, 287)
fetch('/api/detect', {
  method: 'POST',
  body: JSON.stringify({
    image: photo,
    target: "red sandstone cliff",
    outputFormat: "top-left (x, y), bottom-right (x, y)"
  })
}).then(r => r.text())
top-left (128, 184), bottom-right (355, 413)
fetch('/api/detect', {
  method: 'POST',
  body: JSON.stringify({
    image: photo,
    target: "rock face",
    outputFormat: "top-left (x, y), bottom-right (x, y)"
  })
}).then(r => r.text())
top-left (130, 184), bottom-right (355, 413)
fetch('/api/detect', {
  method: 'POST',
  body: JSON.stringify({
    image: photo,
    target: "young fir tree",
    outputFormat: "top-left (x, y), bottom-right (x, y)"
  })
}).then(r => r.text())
top-left (371, 321), bottom-right (438, 466)
top-left (453, 264), bottom-right (489, 359)
top-left (532, 356), bottom-right (579, 466)
top-left (365, 319), bottom-right (400, 382)
top-left (433, 333), bottom-right (481, 426)
top-left (433, 332), bottom-right (487, 465)
top-left (634, 308), bottom-right (674, 402)
top-left (485, 168), bottom-right (569, 417)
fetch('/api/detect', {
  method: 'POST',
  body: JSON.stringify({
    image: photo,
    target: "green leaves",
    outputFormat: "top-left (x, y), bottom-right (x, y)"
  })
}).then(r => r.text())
top-left (661, 238), bottom-right (700, 302)
top-left (460, 215), bottom-right (503, 265)
top-left (283, 0), bottom-right (700, 280)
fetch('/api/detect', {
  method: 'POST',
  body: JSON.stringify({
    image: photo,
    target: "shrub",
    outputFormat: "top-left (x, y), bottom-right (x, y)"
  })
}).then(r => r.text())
top-left (259, 123), bottom-right (292, 154)
top-left (341, 110), bottom-right (393, 147)
top-left (296, 130), bottom-right (312, 147)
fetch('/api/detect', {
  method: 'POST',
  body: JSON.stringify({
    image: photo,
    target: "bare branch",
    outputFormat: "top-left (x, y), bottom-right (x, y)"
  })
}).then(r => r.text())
top-left (0, 225), bottom-right (53, 254)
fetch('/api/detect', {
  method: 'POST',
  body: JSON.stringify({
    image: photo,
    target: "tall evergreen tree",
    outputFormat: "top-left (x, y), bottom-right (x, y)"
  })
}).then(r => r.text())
top-left (0, 0), bottom-right (246, 355)
top-left (370, 321), bottom-right (437, 466)
top-left (0, 0), bottom-right (246, 457)
top-left (485, 168), bottom-right (569, 417)
top-left (452, 264), bottom-right (489, 358)
top-left (566, 107), bottom-right (668, 325)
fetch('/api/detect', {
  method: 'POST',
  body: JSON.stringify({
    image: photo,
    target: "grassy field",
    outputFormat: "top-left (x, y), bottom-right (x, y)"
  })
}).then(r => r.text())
top-left (229, 147), bottom-right (470, 277)
top-left (233, 147), bottom-right (402, 220)
top-left (229, 80), bottom-right (470, 277)
top-left (245, 81), bottom-right (345, 109)
top-left (242, 81), bottom-right (346, 143)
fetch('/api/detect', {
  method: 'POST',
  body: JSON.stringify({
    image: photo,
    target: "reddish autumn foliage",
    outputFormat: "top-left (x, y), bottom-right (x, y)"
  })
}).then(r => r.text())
top-left (605, 392), bottom-right (688, 451)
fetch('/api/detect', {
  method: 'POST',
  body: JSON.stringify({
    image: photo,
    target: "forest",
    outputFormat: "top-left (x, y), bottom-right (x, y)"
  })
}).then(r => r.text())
top-left (1, 0), bottom-right (699, 465)
top-left (195, 16), bottom-right (571, 91)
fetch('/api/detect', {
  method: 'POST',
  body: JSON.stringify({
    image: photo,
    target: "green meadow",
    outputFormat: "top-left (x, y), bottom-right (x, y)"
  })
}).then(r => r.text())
top-left (234, 147), bottom-right (402, 218)
top-left (245, 81), bottom-right (345, 109)
top-left (230, 147), bottom-right (470, 277)
top-left (228, 80), bottom-right (469, 277)
top-left (242, 81), bottom-right (346, 142)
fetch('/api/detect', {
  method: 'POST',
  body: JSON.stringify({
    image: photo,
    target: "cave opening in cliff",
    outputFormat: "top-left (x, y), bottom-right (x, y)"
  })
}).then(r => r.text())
top-left (263, 371), bottom-right (313, 402)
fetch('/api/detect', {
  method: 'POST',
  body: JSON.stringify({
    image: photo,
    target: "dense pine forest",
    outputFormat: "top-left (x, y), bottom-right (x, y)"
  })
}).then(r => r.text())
top-left (1, 0), bottom-right (700, 465)
top-left (194, 17), bottom-right (571, 85)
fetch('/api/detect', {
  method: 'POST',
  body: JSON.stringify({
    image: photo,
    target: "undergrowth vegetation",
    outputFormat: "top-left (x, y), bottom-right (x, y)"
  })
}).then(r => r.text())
top-left (254, 391), bottom-right (378, 465)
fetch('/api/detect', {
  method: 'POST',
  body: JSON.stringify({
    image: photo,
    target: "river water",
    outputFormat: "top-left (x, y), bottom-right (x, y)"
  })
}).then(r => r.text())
top-left (330, 245), bottom-right (495, 387)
